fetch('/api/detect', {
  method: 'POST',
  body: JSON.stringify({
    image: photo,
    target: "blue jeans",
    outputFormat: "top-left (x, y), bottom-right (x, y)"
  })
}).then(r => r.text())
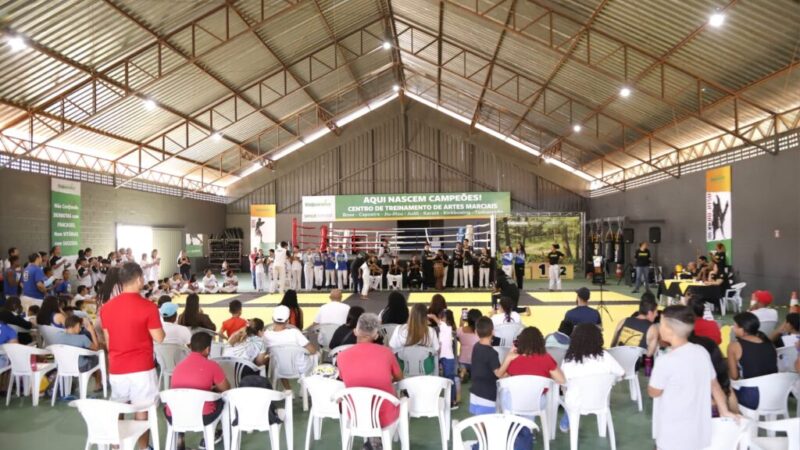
top-left (440, 358), bottom-right (457, 403)
top-left (251, 270), bottom-right (257, 289)
top-left (634, 266), bottom-right (649, 292)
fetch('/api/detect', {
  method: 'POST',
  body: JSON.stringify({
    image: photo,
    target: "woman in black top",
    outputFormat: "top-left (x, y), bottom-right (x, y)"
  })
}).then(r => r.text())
top-left (177, 293), bottom-right (216, 330)
top-left (727, 312), bottom-right (777, 409)
top-left (380, 291), bottom-right (409, 324)
top-left (712, 242), bottom-right (727, 269)
top-left (0, 296), bottom-right (33, 344)
top-left (329, 306), bottom-right (365, 349)
top-left (177, 250), bottom-right (191, 281)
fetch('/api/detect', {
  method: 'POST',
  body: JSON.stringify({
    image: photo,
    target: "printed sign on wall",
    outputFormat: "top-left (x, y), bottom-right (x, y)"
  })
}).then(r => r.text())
top-left (706, 166), bottom-right (732, 264)
top-left (250, 204), bottom-right (277, 251)
top-left (51, 178), bottom-right (81, 257)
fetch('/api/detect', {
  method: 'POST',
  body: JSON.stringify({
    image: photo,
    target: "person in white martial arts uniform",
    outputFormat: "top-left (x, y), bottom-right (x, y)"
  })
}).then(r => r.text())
top-left (221, 269), bottom-right (238, 293)
top-left (312, 249), bottom-right (324, 290)
top-left (359, 254), bottom-right (372, 299)
top-left (303, 248), bottom-right (315, 291)
top-left (254, 249), bottom-right (267, 292)
top-left (334, 246), bottom-right (349, 289)
top-left (201, 268), bottom-right (219, 294)
top-left (272, 241), bottom-right (288, 294)
top-left (149, 249), bottom-right (161, 283)
top-left (547, 243), bottom-right (565, 291)
top-left (501, 246), bottom-right (514, 280)
top-left (387, 256), bottom-right (404, 289)
top-left (290, 252), bottom-right (303, 291)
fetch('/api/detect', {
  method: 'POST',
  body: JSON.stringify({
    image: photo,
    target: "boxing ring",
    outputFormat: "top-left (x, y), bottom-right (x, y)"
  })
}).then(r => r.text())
top-left (291, 217), bottom-right (497, 255)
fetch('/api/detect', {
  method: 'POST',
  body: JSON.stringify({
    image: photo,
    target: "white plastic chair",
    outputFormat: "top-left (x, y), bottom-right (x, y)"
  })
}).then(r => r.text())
top-left (397, 376), bottom-right (452, 450)
top-left (547, 347), bottom-right (567, 367)
top-left (308, 323), bottom-right (340, 351)
top-left (759, 320), bottom-right (778, 337)
top-left (493, 323), bottom-right (523, 347)
top-left (70, 398), bottom-right (160, 450)
top-left (154, 343), bottom-right (190, 390)
top-left (334, 387), bottom-right (409, 450)
top-left (212, 356), bottom-right (266, 388)
top-left (776, 347), bottom-right (798, 373)
top-left (301, 375), bottom-right (345, 450)
top-left (328, 344), bottom-right (354, 367)
top-left (210, 341), bottom-right (229, 359)
top-left (160, 389), bottom-right (225, 450)
top-left (379, 324), bottom-right (399, 345)
top-left (224, 387), bottom-right (293, 450)
top-left (497, 375), bottom-right (557, 450)
top-left (563, 373), bottom-right (618, 450)
top-left (38, 324), bottom-right (66, 347)
top-left (721, 282), bottom-right (746, 315)
top-left (452, 413), bottom-right (538, 450)
top-left (731, 373), bottom-right (798, 424)
top-left (607, 346), bottom-right (645, 411)
top-left (191, 327), bottom-right (222, 342)
top-left (749, 418), bottom-right (799, 450)
top-left (493, 346), bottom-right (511, 363)
top-left (394, 345), bottom-right (435, 377)
top-left (702, 417), bottom-right (751, 450)
top-left (3, 343), bottom-right (55, 406)
top-left (267, 345), bottom-right (319, 411)
top-left (47, 344), bottom-right (107, 405)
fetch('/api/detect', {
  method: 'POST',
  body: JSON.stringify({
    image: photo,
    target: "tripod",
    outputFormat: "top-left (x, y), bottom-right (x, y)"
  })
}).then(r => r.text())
top-left (592, 271), bottom-right (612, 323)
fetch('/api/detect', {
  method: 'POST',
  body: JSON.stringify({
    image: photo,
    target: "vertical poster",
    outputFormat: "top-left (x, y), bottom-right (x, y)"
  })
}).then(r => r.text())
top-left (50, 178), bottom-right (81, 257)
top-left (185, 234), bottom-right (204, 257)
top-left (706, 166), bottom-right (732, 264)
top-left (250, 204), bottom-right (276, 251)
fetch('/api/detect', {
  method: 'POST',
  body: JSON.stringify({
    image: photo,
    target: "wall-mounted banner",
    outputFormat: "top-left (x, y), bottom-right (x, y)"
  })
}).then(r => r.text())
top-left (706, 166), bottom-right (732, 264)
top-left (51, 178), bottom-right (81, 257)
top-left (250, 204), bottom-right (277, 250)
top-left (185, 234), bottom-right (204, 257)
top-left (302, 192), bottom-right (511, 222)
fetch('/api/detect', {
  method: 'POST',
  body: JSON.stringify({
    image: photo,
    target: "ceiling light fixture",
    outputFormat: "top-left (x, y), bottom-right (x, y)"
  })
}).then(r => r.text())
top-left (619, 87), bottom-right (632, 98)
top-left (6, 35), bottom-right (27, 52)
top-left (382, 41), bottom-right (392, 50)
top-left (392, 84), bottom-right (400, 92)
top-left (143, 99), bottom-right (156, 111)
top-left (212, 132), bottom-right (222, 141)
top-left (572, 124), bottom-right (582, 133)
top-left (709, 12), bottom-right (725, 28)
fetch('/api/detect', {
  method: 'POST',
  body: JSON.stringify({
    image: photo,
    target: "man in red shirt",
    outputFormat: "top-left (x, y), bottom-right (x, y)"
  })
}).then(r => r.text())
top-left (100, 262), bottom-right (165, 449)
top-left (689, 297), bottom-right (721, 344)
top-left (167, 332), bottom-right (230, 450)
top-left (337, 312), bottom-right (403, 447)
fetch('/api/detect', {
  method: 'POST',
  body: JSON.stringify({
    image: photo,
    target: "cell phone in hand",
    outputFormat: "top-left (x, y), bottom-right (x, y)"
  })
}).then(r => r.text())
top-left (461, 308), bottom-right (468, 321)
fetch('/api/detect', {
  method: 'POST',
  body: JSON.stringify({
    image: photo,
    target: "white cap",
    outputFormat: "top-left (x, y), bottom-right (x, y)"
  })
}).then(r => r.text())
top-left (272, 305), bottom-right (290, 323)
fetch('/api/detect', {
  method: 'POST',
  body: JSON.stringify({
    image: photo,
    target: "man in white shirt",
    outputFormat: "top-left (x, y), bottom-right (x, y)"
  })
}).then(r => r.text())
top-left (273, 241), bottom-right (288, 294)
top-left (748, 290), bottom-right (778, 324)
top-left (309, 289), bottom-right (350, 327)
top-left (648, 305), bottom-right (735, 450)
top-left (263, 305), bottom-right (317, 389)
top-left (159, 302), bottom-right (191, 347)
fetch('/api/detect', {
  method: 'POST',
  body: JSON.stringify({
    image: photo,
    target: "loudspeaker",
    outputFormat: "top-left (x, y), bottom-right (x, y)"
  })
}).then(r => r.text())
top-left (623, 228), bottom-right (635, 244)
top-left (649, 227), bottom-right (661, 244)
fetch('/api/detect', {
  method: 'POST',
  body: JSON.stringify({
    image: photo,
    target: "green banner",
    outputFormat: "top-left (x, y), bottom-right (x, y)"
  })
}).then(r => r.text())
top-left (302, 192), bottom-right (511, 221)
top-left (51, 178), bottom-right (81, 257)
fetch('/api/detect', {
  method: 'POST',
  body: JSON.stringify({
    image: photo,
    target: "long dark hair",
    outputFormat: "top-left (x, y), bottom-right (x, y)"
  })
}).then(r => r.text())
top-left (97, 267), bottom-right (121, 305)
top-left (37, 296), bottom-right (61, 326)
top-left (345, 306), bottom-right (365, 329)
top-left (2, 296), bottom-right (22, 314)
top-left (465, 309), bottom-right (482, 332)
top-left (733, 312), bottom-right (770, 343)
top-left (499, 297), bottom-right (513, 323)
top-left (565, 323), bottom-right (604, 364)
top-left (516, 327), bottom-right (546, 356)
top-left (279, 290), bottom-right (303, 329)
top-left (382, 291), bottom-right (409, 324)
top-left (428, 294), bottom-right (447, 317)
top-left (181, 294), bottom-right (204, 327)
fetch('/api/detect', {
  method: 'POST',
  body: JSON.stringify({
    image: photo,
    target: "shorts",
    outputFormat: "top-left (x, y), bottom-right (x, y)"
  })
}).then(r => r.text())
top-left (110, 368), bottom-right (158, 405)
top-left (79, 355), bottom-right (99, 373)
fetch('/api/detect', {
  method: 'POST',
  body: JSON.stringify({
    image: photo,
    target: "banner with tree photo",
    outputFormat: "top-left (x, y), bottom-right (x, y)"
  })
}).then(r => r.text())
top-left (496, 214), bottom-right (583, 279)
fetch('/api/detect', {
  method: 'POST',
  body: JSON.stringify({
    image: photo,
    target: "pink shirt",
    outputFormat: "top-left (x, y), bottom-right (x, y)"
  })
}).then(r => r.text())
top-left (170, 352), bottom-right (226, 414)
top-left (457, 328), bottom-right (479, 364)
top-left (337, 342), bottom-right (401, 426)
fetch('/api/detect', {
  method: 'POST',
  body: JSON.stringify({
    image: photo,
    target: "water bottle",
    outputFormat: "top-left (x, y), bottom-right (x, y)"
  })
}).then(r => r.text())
top-left (644, 356), bottom-right (653, 377)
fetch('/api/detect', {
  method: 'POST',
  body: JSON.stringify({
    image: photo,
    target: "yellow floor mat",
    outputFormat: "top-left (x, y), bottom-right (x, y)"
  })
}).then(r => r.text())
top-left (407, 292), bottom-right (492, 304)
top-left (528, 291), bottom-right (639, 302)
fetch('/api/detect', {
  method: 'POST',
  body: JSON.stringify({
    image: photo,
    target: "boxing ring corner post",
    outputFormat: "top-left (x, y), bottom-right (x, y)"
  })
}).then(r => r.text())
top-left (291, 217), bottom-right (298, 248)
top-left (490, 214), bottom-right (497, 254)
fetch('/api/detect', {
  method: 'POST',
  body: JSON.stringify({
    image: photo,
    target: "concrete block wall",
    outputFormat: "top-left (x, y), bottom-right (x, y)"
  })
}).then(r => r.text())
top-left (0, 170), bottom-right (226, 260)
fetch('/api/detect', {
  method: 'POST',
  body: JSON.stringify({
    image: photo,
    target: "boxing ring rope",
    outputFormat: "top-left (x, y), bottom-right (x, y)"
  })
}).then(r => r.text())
top-left (292, 216), bottom-right (498, 255)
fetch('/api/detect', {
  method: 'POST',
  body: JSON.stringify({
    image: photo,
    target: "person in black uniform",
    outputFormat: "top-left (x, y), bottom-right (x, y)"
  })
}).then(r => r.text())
top-left (492, 269), bottom-right (529, 314)
top-left (462, 242), bottom-right (474, 289)
top-left (513, 243), bottom-right (526, 289)
top-left (433, 249), bottom-right (448, 291)
top-left (422, 243), bottom-right (435, 290)
top-left (632, 242), bottom-right (651, 293)
top-left (547, 244), bottom-right (565, 291)
top-left (350, 253), bottom-right (364, 294)
top-left (452, 243), bottom-right (464, 288)
top-left (407, 255), bottom-right (423, 290)
top-left (712, 242), bottom-right (727, 271)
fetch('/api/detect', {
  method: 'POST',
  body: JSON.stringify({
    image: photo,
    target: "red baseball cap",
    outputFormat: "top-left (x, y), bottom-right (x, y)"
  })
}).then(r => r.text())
top-left (753, 290), bottom-right (773, 305)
